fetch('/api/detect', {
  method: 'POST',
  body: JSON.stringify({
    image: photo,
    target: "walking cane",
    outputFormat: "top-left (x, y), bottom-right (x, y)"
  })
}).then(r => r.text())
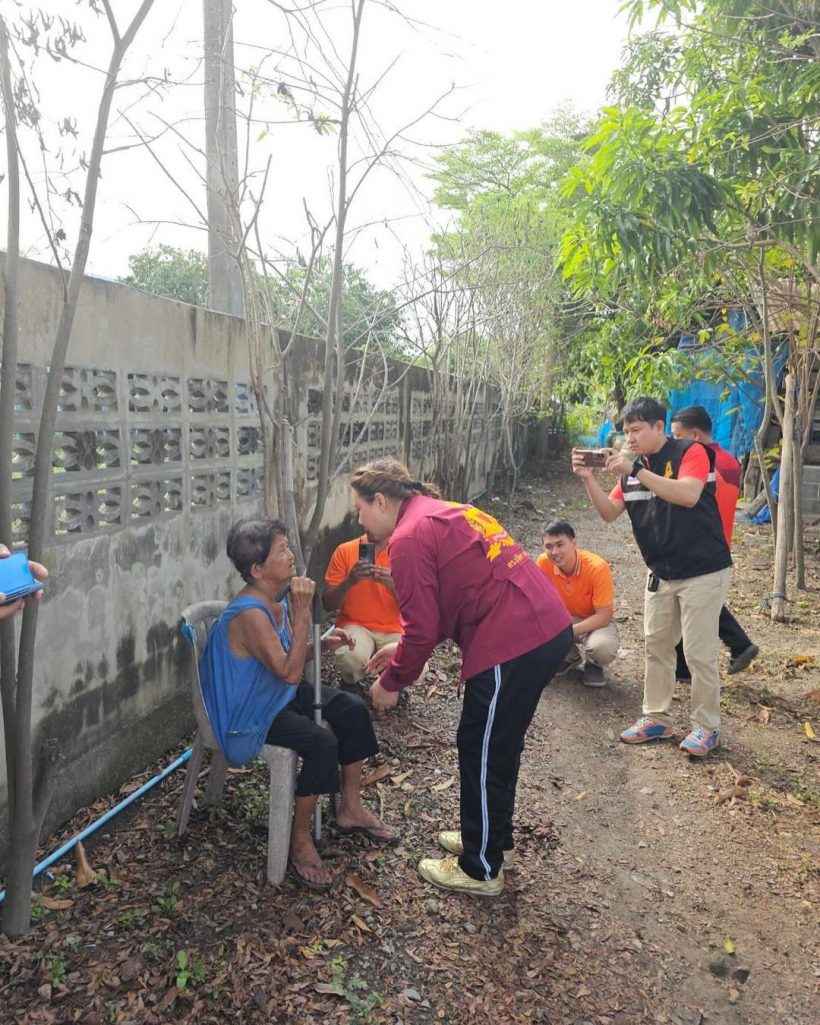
top-left (276, 583), bottom-right (331, 841)
top-left (311, 591), bottom-right (323, 842)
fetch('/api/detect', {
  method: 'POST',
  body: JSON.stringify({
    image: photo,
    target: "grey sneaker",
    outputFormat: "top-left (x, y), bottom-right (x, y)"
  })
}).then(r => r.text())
top-left (728, 643), bottom-right (758, 675)
top-left (556, 646), bottom-right (583, 676)
top-left (582, 661), bottom-right (606, 687)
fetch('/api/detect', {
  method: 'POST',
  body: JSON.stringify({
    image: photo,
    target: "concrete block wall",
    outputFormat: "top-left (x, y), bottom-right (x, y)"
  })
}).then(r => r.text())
top-left (803, 465), bottom-right (820, 517)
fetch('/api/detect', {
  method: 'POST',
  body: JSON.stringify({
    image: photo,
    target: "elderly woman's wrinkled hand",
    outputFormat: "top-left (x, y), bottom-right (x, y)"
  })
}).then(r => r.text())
top-left (288, 575), bottom-right (316, 616)
top-left (321, 627), bottom-right (355, 653)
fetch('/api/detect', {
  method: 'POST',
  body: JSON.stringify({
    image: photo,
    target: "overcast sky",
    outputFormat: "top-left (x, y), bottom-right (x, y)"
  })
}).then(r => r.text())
top-left (3, 0), bottom-right (633, 288)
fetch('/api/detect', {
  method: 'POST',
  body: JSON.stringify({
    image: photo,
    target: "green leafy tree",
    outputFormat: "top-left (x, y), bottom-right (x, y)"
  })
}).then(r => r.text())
top-left (121, 245), bottom-right (209, 306)
top-left (560, 0), bottom-right (819, 618)
top-left (428, 111), bottom-right (591, 496)
top-left (120, 247), bottom-right (402, 353)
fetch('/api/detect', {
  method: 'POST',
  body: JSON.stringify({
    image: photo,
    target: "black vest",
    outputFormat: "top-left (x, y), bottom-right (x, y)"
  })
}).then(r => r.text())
top-left (620, 438), bottom-right (732, 581)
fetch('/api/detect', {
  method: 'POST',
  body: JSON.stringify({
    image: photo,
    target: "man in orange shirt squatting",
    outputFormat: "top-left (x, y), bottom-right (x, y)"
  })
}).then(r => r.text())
top-left (323, 532), bottom-right (422, 688)
top-left (536, 519), bottom-right (619, 687)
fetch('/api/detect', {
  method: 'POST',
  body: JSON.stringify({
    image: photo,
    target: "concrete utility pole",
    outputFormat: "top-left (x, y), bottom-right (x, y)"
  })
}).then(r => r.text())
top-left (203, 0), bottom-right (242, 316)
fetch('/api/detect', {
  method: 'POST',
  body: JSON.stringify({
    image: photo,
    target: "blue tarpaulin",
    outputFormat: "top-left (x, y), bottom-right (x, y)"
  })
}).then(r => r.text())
top-left (665, 311), bottom-right (787, 458)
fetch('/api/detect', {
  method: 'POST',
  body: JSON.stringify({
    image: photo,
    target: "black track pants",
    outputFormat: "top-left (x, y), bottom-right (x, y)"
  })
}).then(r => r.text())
top-left (265, 683), bottom-right (378, 796)
top-left (457, 626), bottom-right (573, 881)
top-left (675, 603), bottom-right (753, 677)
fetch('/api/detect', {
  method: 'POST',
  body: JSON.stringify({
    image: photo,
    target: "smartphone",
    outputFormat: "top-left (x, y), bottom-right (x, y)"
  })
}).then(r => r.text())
top-left (0, 551), bottom-right (44, 605)
top-left (575, 448), bottom-right (609, 467)
top-left (358, 541), bottom-right (376, 564)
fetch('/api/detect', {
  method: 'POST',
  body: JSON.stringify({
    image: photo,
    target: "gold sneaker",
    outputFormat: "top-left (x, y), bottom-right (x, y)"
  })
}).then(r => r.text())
top-left (437, 830), bottom-right (516, 871)
top-left (418, 856), bottom-right (504, 897)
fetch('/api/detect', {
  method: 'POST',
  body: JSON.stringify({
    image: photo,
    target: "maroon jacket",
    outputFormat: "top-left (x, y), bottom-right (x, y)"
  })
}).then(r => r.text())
top-left (379, 496), bottom-right (571, 692)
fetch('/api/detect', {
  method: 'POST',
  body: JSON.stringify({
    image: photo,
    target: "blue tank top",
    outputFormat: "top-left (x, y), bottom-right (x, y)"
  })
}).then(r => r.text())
top-left (199, 595), bottom-right (297, 766)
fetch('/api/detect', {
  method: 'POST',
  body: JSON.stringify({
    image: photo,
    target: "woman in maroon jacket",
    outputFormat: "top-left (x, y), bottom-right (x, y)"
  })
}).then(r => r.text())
top-left (350, 459), bottom-right (572, 897)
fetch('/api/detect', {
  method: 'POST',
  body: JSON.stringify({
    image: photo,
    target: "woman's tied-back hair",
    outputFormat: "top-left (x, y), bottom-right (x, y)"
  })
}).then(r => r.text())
top-left (349, 458), bottom-right (441, 502)
top-left (226, 518), bottom-right (288, 583)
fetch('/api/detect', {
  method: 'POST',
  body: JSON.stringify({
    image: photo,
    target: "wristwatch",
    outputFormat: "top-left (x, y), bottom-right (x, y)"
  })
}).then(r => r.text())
top-left (631, 458), bottom-right (645, 477)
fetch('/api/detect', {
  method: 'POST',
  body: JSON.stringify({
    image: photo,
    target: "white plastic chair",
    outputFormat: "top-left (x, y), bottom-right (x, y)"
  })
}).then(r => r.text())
top-left (176, 600), bottom-right (297, 885)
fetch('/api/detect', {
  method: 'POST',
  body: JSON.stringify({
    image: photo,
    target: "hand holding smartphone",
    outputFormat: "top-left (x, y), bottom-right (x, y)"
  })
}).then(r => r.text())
top-left (574, 448), bottom-right (610, 468)
top-left (358, 541), bottom-right (376, 564)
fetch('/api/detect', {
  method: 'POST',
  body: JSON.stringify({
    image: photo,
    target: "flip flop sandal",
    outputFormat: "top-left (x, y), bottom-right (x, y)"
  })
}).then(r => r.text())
top-left (336, 823), bottom-right (401, 845)
top-left (287, 859), bottom-right (334, 893)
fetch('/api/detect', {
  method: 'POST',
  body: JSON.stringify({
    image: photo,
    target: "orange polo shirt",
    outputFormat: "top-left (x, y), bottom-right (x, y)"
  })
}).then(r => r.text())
top-left (535, 548), bottom-right (614, 619)
top-left (324, 535), bottom-right (402, 634)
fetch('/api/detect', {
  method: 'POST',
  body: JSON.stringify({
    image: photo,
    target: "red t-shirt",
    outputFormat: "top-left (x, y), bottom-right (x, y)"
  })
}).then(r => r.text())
top-left (379, 497), bottom-right (571, 691)
top-left (324, 535), bottom-right (402, 634)
top-left (709, 442), bottom-right (741, 548)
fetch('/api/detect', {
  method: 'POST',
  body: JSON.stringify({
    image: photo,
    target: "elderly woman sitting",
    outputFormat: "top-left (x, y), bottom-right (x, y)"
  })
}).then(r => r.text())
top-left (200, 518), bottom-right (398, 891)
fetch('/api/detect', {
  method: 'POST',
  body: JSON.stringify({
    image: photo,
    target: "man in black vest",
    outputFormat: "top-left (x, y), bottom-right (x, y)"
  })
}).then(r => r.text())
top-left (572, 397), bottom-right (732, 757)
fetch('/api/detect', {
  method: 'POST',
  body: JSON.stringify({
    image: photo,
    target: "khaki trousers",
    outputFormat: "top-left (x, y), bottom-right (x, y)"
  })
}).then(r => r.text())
top-left (334, 625), bottom-right (401, 684)
top-left (574, 621), bottom-right (619, 667)
top-left (643, 568), bottom-right (730, 731)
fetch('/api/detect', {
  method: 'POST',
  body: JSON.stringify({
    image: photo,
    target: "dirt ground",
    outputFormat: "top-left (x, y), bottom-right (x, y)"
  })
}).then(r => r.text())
top-left (1, 468), bottom-right (818, 1025)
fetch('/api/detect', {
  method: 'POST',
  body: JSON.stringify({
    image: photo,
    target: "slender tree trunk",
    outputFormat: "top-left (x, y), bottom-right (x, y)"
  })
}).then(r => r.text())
top-left (771, 373), bottom-right (795, 622)
top-left (304, 0), bottom-right (365, 554)
top-left (203, 0), bottom-right (242, 315)
top-left (1, 0), bottom-right (156, 938)
top-left (281, 419), bottom-right (305, 572)
top-left (793, 444), bottom-right (804, 589)
top-left (0, 17), bottom-right (21, 832)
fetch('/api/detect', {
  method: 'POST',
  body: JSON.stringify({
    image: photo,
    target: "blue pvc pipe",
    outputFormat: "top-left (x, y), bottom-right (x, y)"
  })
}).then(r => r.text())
top-left (0, 747), bottom-right (192, 905)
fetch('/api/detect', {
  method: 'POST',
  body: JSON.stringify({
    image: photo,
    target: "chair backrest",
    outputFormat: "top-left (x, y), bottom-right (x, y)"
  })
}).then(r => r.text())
top-left (179, 600), bottom-right (228, 750)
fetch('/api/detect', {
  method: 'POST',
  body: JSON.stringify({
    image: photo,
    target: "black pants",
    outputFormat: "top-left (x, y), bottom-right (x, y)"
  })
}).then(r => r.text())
top-left (675, 604), bottom-right (753, 678)
top-left (457, 625), bottom-right (573, 881)
top-left (265, 683), bottom-right (378, 797)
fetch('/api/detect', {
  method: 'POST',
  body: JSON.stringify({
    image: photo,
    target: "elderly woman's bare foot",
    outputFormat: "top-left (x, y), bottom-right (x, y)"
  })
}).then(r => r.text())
top-left (336, 803), bottom-right (400, 844)
top-left (288, 837), bottom-right (334, 891)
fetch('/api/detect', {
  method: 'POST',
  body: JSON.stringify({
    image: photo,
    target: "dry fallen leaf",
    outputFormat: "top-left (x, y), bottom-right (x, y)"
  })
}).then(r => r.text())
top-left (391, 770), bottom-right (413, 785)
top-left (723, 935), bottom-right (736, 955)
top-left (758, 706), bottom-right (771, 726)
top-left (75, 841), bottom-right (98, 888)
top-left (432, 777), bottom-right (455, 792)
top-left (361, 763), bottom-right (391, 787)
top-left (314, 982), bottom-right (342, 996)
top-left (39, 894), bottom-right (74, 910)
top-left (345, 873), bottom-right (382, 908)
top-left (575, 791), bottom-right (588, 801)
top-left (351, 913), bottom-right (372, 933)
top-left (803, 721), bottom-right (818, 742)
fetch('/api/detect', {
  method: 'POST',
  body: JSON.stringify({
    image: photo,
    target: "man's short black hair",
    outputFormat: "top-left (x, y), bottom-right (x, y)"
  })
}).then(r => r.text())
top-left (671, 405), bottom-right (713, 433)
top-left (543, 518), bottom-right (576, 540)
top-left (226, 518), bottom-right (288, 583)
top-left (619, 396), bottom-right (667, 426)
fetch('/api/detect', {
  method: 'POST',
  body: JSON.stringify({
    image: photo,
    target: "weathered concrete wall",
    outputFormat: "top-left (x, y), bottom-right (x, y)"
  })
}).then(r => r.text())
top-left (0, 257), bottom-right (500, 863)
top-left (803, 465), bottom-right (820, 518)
